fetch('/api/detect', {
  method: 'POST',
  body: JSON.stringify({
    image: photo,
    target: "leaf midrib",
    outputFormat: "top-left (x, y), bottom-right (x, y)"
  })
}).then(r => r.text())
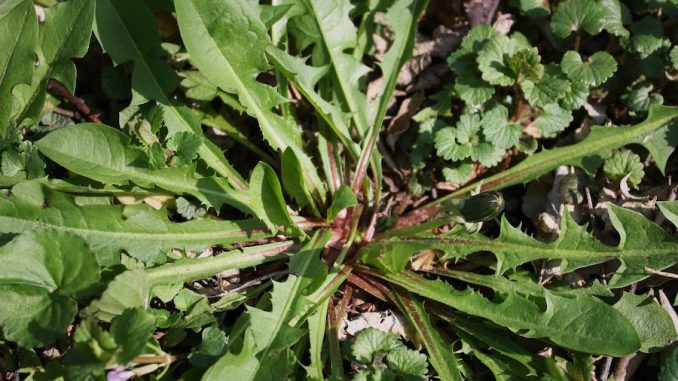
top-left (0, 214), bottom-right (260, 243)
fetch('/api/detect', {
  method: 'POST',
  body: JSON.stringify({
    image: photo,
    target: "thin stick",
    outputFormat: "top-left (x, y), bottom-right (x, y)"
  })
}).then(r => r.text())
top-left (46, 79), bottom-right (102, 124)
top-left (644, 267), bottom-right (678, 280)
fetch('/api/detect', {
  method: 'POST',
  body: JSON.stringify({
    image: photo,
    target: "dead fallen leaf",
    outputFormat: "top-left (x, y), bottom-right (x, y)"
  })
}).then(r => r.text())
top-left (464, 0), bottom-right (500, 25)
top-left (386, 92), bottom-right (425, 150)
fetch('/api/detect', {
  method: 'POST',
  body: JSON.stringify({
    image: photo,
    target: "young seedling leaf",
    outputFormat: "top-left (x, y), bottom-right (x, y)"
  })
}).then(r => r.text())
top-left (521, 64), bottom-right (571, 108)
top-left (603, 149), bottom-right (644, 189)
top-left (535, 103), bottom-right (573, 138)
top-left (481, 105), bottom-right (523, 149)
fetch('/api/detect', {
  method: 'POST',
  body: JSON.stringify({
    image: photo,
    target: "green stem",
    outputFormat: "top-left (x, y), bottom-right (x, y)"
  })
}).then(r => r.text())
top-left (146, 241), bottom-right (294, 285)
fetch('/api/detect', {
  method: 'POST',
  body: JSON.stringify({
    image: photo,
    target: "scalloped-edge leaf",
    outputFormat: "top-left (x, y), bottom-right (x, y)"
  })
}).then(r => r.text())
top-left (561, 50), bottom-right (617, 87)
top-left (0, 181), bottom-right (270, 265)
top-left (550, 0), bottom-right (605, 39)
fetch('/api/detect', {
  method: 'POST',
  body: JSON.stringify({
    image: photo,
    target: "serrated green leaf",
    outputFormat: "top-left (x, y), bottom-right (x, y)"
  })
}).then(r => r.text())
top-left (481, 105), bottom-right (522, 149)
top-left (175, 196), bottom-right (207, 220)
top-left (175, 0), bottom-right (323, 197)
top-left (435, 114), bottom-right (480, 162)
top-left (265, 47), bottom-right (357, 158)
top-left (0, 230), bottom-right (100, 347)
top-left (442, 162), bottom-right (474, 184)
top-left (435, 128), bottom-right (470, 162)
top-left (351, 327), bottom-right (405, 364)
top-left (167, 131), bottom-right (201, 167)
top-left (625, 80), bottom-right (664, 114)
top-left (522, 64), bottom-right (571, 108)
top-left (0, 0), bottom-right (37, 140)
top-left (13, 0), bottom-right (94, 124)
top-left (85, 270), bottom-right (149, 322)
top-left (204, 232), bottom-right (328, 381)
top-left (110, 308), bottom-right (156, 364)
top-left (507, 48), bottom-right (544, 83)
top-left (386, 348), bottom-right (428, 379)
top-left (394, 204), bottom-right (678, 288)
top-left (621, 16), bottom-right (666, 58)
top-left (559, 78), bottom-right (589, 110)
top-left (454, 74), bottom-right (495, 106)
top-left (613, 293), bottom-right (677, 353)
top-left (603, 149), bottom-right (644, 188)
top-left (472, 142), bottom-right (505, 168)
top-left (35, 123), bottom-right (253, 214)
top-left (369, 269), bottom-right (639, 356)
top-left (550, 0), bottom-right (605, 39)
top-left (561, 51), bottom-right (617, 87)
top-left (535, 103), bottom-right (573, 138)
top-left (298, 0), bottom-right (371, 136)
top-left (477, 34), bottom-right (524, 86)
top-left (0, 182), bottom-right (270, 265)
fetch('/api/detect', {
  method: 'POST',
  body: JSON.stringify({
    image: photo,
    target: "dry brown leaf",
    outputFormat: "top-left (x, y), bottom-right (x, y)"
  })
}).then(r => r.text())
top-left (386, 92), bottom-right (425, 150)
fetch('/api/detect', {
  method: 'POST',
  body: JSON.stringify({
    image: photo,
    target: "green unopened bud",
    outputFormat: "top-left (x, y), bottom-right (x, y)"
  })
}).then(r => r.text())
top-left (461, 191), bottom-right (505, 222)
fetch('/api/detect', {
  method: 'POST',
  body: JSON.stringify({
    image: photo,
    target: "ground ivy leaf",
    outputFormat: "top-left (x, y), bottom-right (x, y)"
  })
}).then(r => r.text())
top-left (560, 78), bottom-right (589, 111)
top-left (671, 46), bottom-right (678, 70)
top-left (167, 131), bottom-right (201, 167)
top-left (351, 327), bottom-right (405, 364)
top-left (613, 293), bottom-right (677, 353)
top-left (550, 0), bottom-right (605, 39)
top-left (561, 51), bottom-right (617, 87)
top-left (176, 197), bottom-right (207, 220)
top-left (85, 270), bottom-right (149, 322)
top-left (603, 149), bottom-right (644, 189)
top-left (442, 162), bottom-right (474, 184)
top-left (535, 104), bottom-right (573, 138)
top-left (481, 105), bottom-right (522, 149)
top-left (386, 348), bottom-right (429, 378)
top-left (507, 48), bottom-right (544, 83)
top-left (621, 16), bottom-right (666, 58)
top-left (477, 34), bottom-right (523, 86)
top-left (472, 142), bottom-right (505, 168)
top-left (522, 64), bottom-right (571, 108)
top-left (599, 0), bottom-right (631, 37)
top-left (625, 80), bottom-right (663, 114)
top-left (454, 74), bottom-right (495, 107)
top-left (459, 24), bottom-right (501, 52)
top-left (0, 231), bottom-right (100, 347)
